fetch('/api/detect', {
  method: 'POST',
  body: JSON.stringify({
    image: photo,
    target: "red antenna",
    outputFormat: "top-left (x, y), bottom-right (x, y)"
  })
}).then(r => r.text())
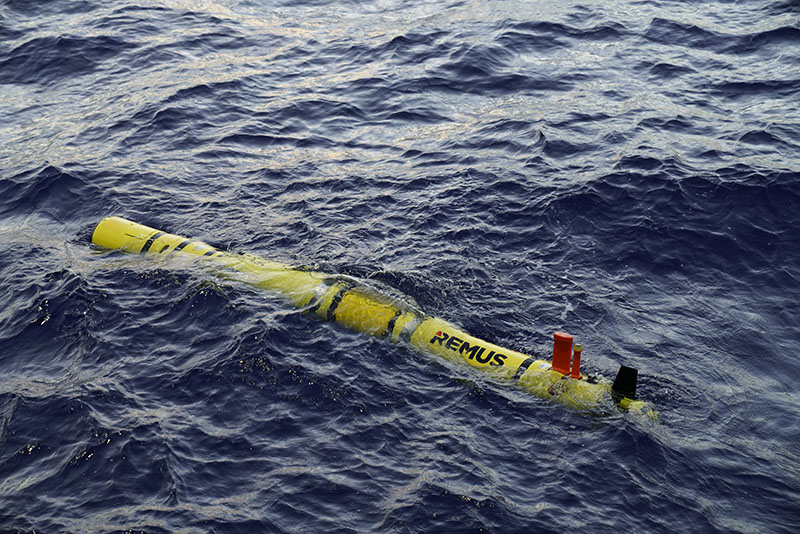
top-left (552, 331), bottom-right (572, 375)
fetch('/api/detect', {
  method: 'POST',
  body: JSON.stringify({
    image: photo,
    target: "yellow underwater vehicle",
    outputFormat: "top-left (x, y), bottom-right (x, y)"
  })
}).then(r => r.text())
top-left (91, 216), bottom-right (654, 417)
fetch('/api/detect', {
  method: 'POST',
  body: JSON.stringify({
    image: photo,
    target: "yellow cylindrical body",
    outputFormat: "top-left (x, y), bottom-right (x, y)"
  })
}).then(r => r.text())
top-left (92, 216), bottom-right (652, 414)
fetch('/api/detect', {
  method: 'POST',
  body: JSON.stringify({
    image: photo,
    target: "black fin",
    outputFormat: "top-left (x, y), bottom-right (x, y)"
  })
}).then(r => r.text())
top-left (612, 365), bottom-right (638, 400)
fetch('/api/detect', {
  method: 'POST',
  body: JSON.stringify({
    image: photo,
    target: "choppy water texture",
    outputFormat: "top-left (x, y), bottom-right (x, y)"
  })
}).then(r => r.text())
top-left (1, 0), bottom-right (799, 532)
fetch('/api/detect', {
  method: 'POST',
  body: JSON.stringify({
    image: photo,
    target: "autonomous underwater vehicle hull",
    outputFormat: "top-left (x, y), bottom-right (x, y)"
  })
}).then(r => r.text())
top-left (91, 216), bottom-right (652, 416)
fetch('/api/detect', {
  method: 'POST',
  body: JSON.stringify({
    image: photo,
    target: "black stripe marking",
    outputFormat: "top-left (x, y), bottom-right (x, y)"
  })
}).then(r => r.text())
top-left (158, 244), bottom-right (170, 253)
top-left (385, 309), bottom-right (402, 337)
top-left (326, 286), bottom-right (351, 321)
top-left (202, 249), bottom-right (217, 257)
top-left (140, 232), bottom-right (164, 254)
top-left (174, 240), bottom-right (191, 252)
top-left (512, 357), bottom-right (536, 381)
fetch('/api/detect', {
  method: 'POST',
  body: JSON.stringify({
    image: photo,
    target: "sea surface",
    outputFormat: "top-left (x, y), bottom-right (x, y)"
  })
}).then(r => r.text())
top-left (1, 0), bottom-right (799, 532)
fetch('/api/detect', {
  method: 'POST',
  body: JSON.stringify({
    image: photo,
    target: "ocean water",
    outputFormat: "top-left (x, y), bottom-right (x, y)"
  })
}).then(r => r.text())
top-left (1, 0), bottom-right (799, 532)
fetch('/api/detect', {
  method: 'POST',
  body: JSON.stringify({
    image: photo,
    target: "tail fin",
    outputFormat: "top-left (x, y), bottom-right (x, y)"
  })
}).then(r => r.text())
top-left (612, 365), bottom-right (638, 400)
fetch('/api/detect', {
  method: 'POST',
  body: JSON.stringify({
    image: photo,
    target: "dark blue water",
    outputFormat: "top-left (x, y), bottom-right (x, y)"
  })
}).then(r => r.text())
top-left (1, 0), bottom-right (799, 532)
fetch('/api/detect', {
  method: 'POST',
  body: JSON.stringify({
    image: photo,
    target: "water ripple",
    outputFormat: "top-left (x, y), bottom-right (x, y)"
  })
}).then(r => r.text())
top-left (1, 0), bottom-right (799, 532)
